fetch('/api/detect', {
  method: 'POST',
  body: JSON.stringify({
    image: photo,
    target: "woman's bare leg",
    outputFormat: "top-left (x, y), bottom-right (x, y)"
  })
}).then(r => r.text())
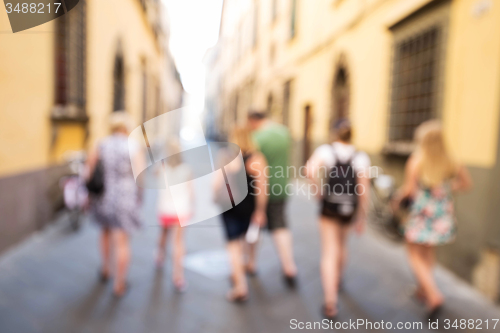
top-left (226, 239), bottom-right (248, 299)
top-left (100, 228), bottom-right (111, 277)
top-left (272, 228), bottom-right (298, 277)
top-left (172, 227), bottom-right (185, 288)
top-left (245, 241), bottom-right (258, 274)
top-left (319, 216), bottom-right (344, 316)
top-left (156, 227), bottom-right (169, 266)
top-left (407, 243), bottom-right (443, 309)
top-left (113, 230), bottom-right (130, 295)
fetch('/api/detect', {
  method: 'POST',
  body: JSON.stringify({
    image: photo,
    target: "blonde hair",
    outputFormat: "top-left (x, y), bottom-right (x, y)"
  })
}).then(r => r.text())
top-left (109, 111), bottom-right (133, 134)
top-left (415, 120), bottom-right (457, 187)
top-left (229, 126), bottom-right (256, 154)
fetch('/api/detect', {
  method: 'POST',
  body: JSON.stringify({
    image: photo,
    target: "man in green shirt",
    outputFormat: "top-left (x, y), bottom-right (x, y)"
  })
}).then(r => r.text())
top-left (247, 110), bottom-right (297, 287)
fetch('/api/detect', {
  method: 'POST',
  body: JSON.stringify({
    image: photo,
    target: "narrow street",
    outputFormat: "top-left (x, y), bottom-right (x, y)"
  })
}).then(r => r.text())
top-left (0, 186), bottom-right (498, 333)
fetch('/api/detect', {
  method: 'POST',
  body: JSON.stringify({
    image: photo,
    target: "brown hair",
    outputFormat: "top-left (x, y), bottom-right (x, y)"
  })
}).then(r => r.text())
top-left (334, 119), bottom-right (352, 143)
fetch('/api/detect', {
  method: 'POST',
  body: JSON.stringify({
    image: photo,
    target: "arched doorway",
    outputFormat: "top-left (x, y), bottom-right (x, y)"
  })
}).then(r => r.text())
top-left (330, 55), bottom-right (350, 130)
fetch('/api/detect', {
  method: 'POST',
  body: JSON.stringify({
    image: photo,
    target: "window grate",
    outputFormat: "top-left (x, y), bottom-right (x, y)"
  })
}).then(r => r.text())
top-left (389, 26), bottom-right (440, 142)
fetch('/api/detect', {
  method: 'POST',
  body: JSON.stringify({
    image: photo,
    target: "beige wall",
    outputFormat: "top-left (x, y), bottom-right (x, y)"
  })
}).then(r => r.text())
top-left (86, 0), bottom-right (164, 147)
top-left (215, 0), bottom-right (500, 168)
top-left (0, 15), bottom-right (55, 177)
top-left (0, 0), bottom-right (177, 177)
top-left (443, 0), bottom-right (500, 167)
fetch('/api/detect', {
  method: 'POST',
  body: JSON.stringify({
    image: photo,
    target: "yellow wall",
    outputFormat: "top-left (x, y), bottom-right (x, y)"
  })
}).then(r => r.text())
top-left (0, 14), bottom-right (54, 177)
top-left (0, 0), bottom-right (166, 177)
top-left (443, 0), bottom-right (500, 167)
top-left (86, 0), bottom-right (162, 148)
top-left (218, 0), bottom-right (500, 168)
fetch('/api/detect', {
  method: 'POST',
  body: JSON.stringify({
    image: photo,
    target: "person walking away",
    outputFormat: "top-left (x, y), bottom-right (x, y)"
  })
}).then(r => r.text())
top-left (87, 111), bottom-right (144, 297)
top-left (306, 119), bottom-right (371, 319)
top-left (215, 127), bottom-right (268, 302)
top-left (395, 120), bottom-right (472, 318)
top-left (247, 110), bottom-right (298, 287)
top-left (156, 141), bottom-right (192, 292)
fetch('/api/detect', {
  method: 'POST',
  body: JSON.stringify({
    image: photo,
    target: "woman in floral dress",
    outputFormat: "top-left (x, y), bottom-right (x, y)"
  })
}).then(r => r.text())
top-left (88, 112), bottom-right (144, 297)
top-left (396, 120), bottom-right (472, 317)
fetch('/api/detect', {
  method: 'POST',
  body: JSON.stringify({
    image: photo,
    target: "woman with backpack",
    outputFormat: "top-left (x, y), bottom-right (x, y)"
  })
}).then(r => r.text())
top-left (395, 120), bottom-right (472, 318)
top-left (306, 119), bottom-right (371, 319)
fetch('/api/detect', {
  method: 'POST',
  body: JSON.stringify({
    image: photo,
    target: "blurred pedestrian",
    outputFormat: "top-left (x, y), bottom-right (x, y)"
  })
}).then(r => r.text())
top-left (306, 119), bottom-right (371, 319)
top-left (215, 126), bottom-right (268, 302)
top-left (395, 120), bottom-right (472, 317)
top-left (87, 111), bottom-right (144, 297)
top-left (247, 111), bottom-right (298, 287)
top-left (156, 141), bottom-right (192, 292)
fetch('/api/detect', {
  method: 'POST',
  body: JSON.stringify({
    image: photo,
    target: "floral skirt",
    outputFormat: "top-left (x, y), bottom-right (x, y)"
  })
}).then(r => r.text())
top-left (404, 186), bottom-right (457, 246)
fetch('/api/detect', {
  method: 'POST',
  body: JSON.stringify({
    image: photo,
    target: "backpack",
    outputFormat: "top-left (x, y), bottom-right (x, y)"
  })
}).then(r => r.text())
top-left (321, 147), bottom-right (359, 222)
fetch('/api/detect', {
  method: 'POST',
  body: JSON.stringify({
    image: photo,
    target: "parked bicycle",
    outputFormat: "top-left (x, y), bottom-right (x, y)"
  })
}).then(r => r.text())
top-left (59, 151), bottom-right (88, 231)
top-left (368, 167), bottom-right (403, 241)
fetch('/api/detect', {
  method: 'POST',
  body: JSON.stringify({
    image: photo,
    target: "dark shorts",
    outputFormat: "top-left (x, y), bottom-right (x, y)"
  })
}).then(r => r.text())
top-left (222, 215), bottom-right (251, 241)
top-left (266, 200), bottom-right (288, 231)
top-left (320, 201), bottom-right (357, 225)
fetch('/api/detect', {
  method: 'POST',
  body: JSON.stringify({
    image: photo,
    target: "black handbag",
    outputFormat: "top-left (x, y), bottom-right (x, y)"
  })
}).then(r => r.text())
top-left (86, 159), bottom-right (105, 195)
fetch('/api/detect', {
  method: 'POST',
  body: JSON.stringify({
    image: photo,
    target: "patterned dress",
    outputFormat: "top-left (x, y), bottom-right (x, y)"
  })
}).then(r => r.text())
top-left (90, 134), bottom-right (142, 233)
top-left (405, 182), bottom-right (456, 245)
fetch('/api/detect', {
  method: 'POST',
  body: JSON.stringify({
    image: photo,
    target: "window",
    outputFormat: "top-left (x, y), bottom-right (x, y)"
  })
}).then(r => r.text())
top-left (112, 50), bottom-right (125, 111)
top-left (387, 0), bottom-right (450, 152)
top-left (290, 0), bottom-right (297, 39)
top-left (53, 0), bottom-right (86, 120)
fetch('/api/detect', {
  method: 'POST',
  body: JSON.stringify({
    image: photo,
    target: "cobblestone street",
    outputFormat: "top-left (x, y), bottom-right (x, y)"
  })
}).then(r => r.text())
top-left (0, 188), bottom-right (499, 333)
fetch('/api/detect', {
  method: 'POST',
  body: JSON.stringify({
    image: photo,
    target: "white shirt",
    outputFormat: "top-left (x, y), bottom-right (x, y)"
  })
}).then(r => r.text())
top-left (157, 163), bottom-right (192, 217)
top-left (308, 142), bottom-right (371, 175)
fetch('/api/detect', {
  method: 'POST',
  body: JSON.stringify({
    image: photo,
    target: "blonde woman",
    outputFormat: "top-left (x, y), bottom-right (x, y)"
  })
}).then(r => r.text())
top-left (215, 127), bottom-right (268, 302)
top-left (397, 120), bottom-right (472, 317)
top-left (87, 111), bottom-right (144, 297)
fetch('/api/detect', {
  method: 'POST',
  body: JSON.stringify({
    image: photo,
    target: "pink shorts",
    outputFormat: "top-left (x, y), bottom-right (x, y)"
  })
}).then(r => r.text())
top-left (159, 215), bottom-right (189, 228)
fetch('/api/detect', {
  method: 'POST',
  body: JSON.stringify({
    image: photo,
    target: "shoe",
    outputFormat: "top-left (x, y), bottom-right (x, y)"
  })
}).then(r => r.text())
top-left (245, 267), bottom-right (258, 277)
top-left (98, 269), bottom-right (110, 283)
top-left (113, 282), bottom-right (130, 298)
top-left (174, 279), bottom-right (188, 293)
top-left (322, 303), bottom-right (338, 320)
top-left (428, 304), bottom-right (443, 322)
top-left (283, 274), bottom-right (297, 289)
top-left (226, 290), bottom-right (248, 304)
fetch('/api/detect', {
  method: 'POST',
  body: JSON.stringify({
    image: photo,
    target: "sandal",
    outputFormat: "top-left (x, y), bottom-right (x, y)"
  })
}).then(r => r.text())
top-left (174, 278), bottom-right (188, 293)
top-left (244, 264), bottom-right (258, 277)
top-left (283, 274), bottom-right (297, 289)
top-left (226, 290), bottom-right (248, 303)
top-left (113, 281), bottom-right (130, 298)
top-left (98, 269), bottom-right (110, 283)
top-left (428, 304), bottom-right (443, 321)
top-left (322, 303), bottom-right (338, 320)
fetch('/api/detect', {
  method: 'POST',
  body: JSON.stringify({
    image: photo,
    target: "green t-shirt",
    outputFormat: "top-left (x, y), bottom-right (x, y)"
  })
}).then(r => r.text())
top-left (253, 122), bottom-right (290, 202)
